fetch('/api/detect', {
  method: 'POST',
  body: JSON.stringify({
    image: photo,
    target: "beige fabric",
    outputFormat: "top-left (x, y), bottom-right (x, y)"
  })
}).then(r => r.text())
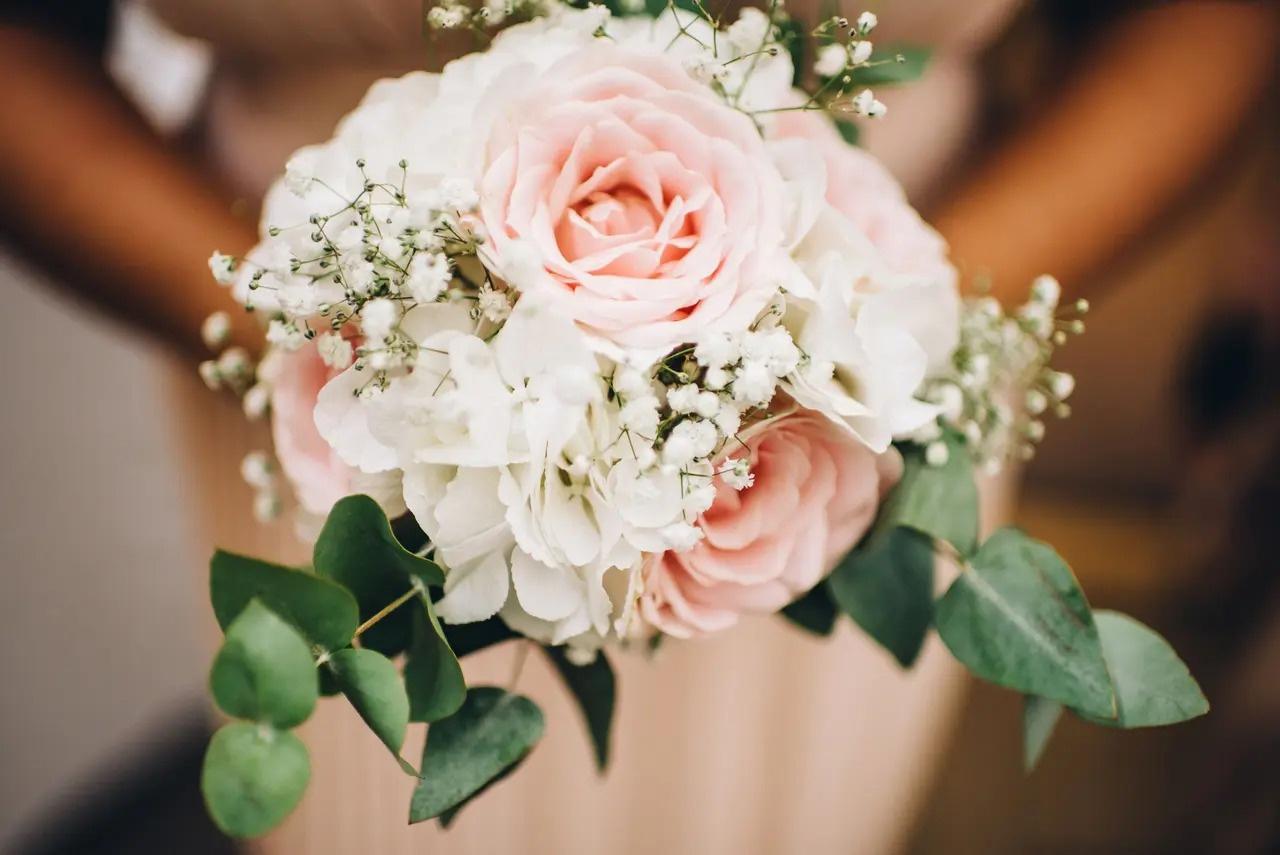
top-left (151, 2), bottom-right (1024, 851)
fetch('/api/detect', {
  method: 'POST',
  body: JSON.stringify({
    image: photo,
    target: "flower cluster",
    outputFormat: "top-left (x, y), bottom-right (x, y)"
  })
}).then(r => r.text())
top-left (201, 5), bottom-right (1066, 658)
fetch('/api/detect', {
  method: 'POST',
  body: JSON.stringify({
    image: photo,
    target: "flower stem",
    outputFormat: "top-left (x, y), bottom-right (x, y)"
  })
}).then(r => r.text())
top-left (354, 580), bottom-right (424, 638)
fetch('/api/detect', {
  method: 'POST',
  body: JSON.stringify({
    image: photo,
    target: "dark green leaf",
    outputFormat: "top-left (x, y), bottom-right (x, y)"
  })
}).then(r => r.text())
top-left (210, 550), bottom-right (359, 653)
top-left (313, 495), bottom-right (444, 656)
top-left (210, 599), bottom-right (318, 729)
top-left (1022, 695), bottom-right (1063, 772)
top-left (776, 17), bottom-right (807, 88)
top-left (438, 754), bottom-right (531, 828)
top-left (882, 432), bottom-right (979, 556)
top-left (827, 527), bottom-right (935, 666)
top-left (834, 117), bottom-right (860, 147)
top-left (201, 722), bottom-right (310, 839)
top-left (328, 648), bottom-right (412, 770)
top-left (781, 585), bottom-right (839, 637)
top-left (1089, 611), bottom-right (1209, 728)
top-left (406, 598), bottom-right (466, 723)
top-left (409, 687), bottom-right (545, 823)
top-left (544, 648), bottom-right (615, 772)
top-left (848, 44), bottom-right (931, 86)
top-left (443, 616), bottom-right (517, 658)
top-left (934, 528), bottom-right (1116, 718)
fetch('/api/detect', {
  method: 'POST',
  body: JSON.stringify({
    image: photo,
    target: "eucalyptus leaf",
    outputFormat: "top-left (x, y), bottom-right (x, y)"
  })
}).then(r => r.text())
top-left (1089, 611), bottom-right (1209, 728)
top-left (210, 550), bottom-right (359, 653)
top-left (313, 495), bottom-right (444, 656)
top-left (781, 584), bottom-right (839, 637)
top-left (934, 528), bottom-right (1116, 718)
top-left (1022, 695), bottom-right (1063, 772)
top-left (544, 647), bottom-right (616, 772)
top-left (827, 527), bottom-right (935, 666)
top-left (210, 599), bottom-right (318, 729)
top-left (405, 598), bottom-right (467, 723)
top-left (328, 647), bottom-right (413, 771)
top-left (848, 44), bottom-right (931, 86)
top-left (834, 117), bottom-right (861, 147)
top-left (409, 687), bottom-right (545, 823)
top-left (881, 432), bottom-right (979, 556)
top-left (438, 754), bottom-right (531, 828)
top-left (443, 616), bottom-right (518, 658)
top-left (201, 722), bottom-right (310, 839)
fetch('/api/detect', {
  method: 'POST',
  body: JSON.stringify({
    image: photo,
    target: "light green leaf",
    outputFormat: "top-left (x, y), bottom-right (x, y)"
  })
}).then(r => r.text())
top-left (544, 647), bottom-right (615, 772)
top-left (934, 528), bottom-right (1116, 718)
top-left (827, 527), bottom-right (935, 666)
top-left (781, 585), bottom-right (839, 637)
top-left (313, 495), bottom-right (444, 656)
top-left (409, 687), bottom-right (545, 823)
top-left (1090, 611), bottom-right (1209, 728)
top-left (210, 550), bottom-right (359, 653)
top-left (210, 599), bottom-right (318, 729)
top-left (882, 432), bottom-right (979, 556)
top-left (1022, 695), bottom-right (1063, 772)
top-left (201, 722), bottom-right (310, 839)
top-left (849, 44), bottom-right (932, 86)
top-left (328, 647), bottom-right (412, 771)
top-left (405, 598), bottom-right (466, 723)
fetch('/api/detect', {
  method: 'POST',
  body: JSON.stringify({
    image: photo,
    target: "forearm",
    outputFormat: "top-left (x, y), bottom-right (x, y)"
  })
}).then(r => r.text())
top-left (0, 24), bottom-right (259, 354)
top-left (931, 2), bottom-right (1278, 305)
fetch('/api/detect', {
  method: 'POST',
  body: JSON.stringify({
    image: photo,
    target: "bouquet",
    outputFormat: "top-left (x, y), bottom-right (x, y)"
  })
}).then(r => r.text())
top-left (195, 1), bottom-right (1207, 838)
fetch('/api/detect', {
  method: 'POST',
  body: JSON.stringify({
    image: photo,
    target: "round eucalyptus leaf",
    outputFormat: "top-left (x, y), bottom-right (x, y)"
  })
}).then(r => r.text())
top-left (210, 599), bottom-right (318, 728)
top-left (410, 687), bottom-right (544, 823)
top-left (201, 722), bottom-right (310, 839)
top-left (210, 550), bottom-right (358, 653)
top-left (329, 647), bottom-right (411, 761)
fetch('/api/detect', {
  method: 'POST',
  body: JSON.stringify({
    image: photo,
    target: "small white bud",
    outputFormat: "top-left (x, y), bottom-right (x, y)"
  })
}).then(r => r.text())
top-left (242, 384), bottom-right (271, 420)
top-left (1030, 274), bottom-right (1061, 308)
top-left (814, 43), bottom-right (847, 78)
top-left (240, 451), bottom-right (276, 489)
top-left (855, 11), bottom-right (877, 34)
top-left (201, 311), bottom-right (232, 349)
top-left (252, 491), bottom-right (282, 523)
top-left (924, 440), bottom-right (950, 467)
top-left (1049, 371), bottom-right (1076, 401)
top-left (198, 360), bottom-right (221, 390)
top-left (849, 40), bottom-right (873, 64)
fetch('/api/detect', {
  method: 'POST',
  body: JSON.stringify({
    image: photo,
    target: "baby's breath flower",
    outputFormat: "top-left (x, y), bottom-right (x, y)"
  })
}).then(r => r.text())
top-left (849, 40), bottom-right (873, 65)
top-left (242, 384), bottom-right (271, 421)
top-left (317, 331), bottom-right (354, 370)
top-left (208, 252), bottom-right (237, 285)
top-left (814, 44), bottom-right (847, 78)
top-left (201, 311), bottom-right (231, 349)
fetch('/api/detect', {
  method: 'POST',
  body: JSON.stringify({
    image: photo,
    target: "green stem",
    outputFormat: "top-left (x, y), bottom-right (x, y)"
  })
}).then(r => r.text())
top-left (354, 581), bottom-right (424, 638)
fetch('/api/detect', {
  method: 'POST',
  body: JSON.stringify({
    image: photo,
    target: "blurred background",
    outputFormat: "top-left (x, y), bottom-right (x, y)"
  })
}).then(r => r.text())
top-left (0, 1), bottom-right (1277, 853)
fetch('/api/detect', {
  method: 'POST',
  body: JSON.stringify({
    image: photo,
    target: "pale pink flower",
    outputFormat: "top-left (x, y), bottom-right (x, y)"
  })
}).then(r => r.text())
top-left (640, 409), bottom-right (902, 638)
top-left (479, 45), bottom-right (788, 353)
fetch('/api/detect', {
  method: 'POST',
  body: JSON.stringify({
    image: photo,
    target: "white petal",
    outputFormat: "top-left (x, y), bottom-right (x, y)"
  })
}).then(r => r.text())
top-left (435, 551), bottom-right (510, 624)
top-left (314, 367), bottom-right (398, 473)
top-left (510, 549), bottom-right (582, 622)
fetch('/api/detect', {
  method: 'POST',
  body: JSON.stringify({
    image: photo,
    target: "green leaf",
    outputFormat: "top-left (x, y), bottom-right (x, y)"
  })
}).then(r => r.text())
top-left (827, 527), bottom-right (935, 667)
top-left (210, 599), bottom-right (318, 729)
top-left (882, 432), bottom-right (979, 556)
top-left (328, 647), bottom-right (412, 770)
top-left (834, 117), bottom-right (861, 147)
top-left (201, 722), bottom-right (310, 839)
top-left (1089, 611), bottom-right (1209, 728)
top-left (313, 495), bottom-right (444, 656)
top-left (1022, 695), bottom-right (1063, 772)
top-left (405, 598), bottom-right (467, 723)
top-left (781, 584), bottom-right (840, 637)
top-left (409, 687), bottom-right (545, 823)
top-left (443, 616), bottom-right (517, 658)
top-left (210, 551), bottom-right (359, 653)
top-left (934, 528), bottom-right (1116, 718)
top-left (848, 44), bottom-right (932, 86)
top-left (438, 754), bottom-right (531, 828)
top-left (544, 648), bottom-right (615, 772)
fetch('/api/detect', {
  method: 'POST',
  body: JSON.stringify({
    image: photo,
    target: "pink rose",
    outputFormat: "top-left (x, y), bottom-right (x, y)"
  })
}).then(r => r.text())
top-left (479, 45), bottom-right (786, 352)
top-left (270, 342), bottom-right (351, 516)
top-left (640, 409), bottom-right (902, 638)
top-left (772, 111), bottom-right (954, 287)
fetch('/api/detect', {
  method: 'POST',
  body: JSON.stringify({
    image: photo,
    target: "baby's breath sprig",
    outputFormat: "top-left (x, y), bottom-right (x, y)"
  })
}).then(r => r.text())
top-left (917, 275), bottom-right (1088, 472)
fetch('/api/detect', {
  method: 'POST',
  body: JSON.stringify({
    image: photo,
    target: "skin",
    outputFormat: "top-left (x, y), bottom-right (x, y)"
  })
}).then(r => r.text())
top-left (0, 2), bottom-right (1275, 356)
